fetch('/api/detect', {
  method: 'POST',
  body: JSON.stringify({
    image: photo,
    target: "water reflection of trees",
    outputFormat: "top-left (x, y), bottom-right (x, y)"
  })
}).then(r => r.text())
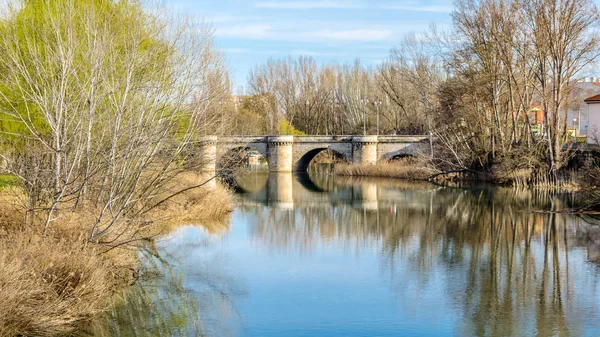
top-left (438, 204), bottom-right (584, 336)
top-left (89, 236), bottom-right (245, 337)
top-left (243, 182), bottom-right (599, 336)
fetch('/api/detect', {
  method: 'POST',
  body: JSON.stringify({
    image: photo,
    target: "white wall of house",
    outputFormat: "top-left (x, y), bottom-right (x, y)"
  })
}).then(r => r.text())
top-left (567, 108), bottom-right (588, 135)
top-left (586, 102), bottom-right (600, 144)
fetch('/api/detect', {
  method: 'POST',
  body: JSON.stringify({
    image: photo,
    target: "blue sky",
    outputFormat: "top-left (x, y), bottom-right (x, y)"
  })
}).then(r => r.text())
top-left (171, 0), bottom-right (455, 92)
top-left (170, 0), bottom-right (600, 92)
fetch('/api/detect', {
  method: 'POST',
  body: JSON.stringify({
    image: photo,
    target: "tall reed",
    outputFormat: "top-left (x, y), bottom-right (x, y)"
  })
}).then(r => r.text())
top-left (334, 161), bottom-right (433, 180)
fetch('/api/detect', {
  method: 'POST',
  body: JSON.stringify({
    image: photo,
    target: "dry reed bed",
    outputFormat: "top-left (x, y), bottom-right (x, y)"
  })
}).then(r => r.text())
top-left (334, 161), bottom-right (433, 181)
top-left (335, 160), bottom-right (591, 191)
top-left (495, 167), bottom-right (588, 191)
top-left (0, 198), bottom-right (133, 337)
top-left (0, 172), bottom-right (235, 337)
top-left (148, 172), bottom-right (235, 233)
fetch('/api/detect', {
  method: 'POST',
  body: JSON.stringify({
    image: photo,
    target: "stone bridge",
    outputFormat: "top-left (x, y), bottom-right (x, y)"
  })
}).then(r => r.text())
top-left (198, 135), bottom-right (430, 172)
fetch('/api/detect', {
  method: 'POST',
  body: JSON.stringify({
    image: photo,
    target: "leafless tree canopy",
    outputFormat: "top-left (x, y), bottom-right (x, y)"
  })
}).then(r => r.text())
top-left (241, 0), bottom-right (600, 177)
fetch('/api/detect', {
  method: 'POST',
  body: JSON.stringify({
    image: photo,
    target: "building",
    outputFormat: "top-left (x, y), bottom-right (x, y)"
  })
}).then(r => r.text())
top-left (584, 93), bottom-right (600, 144)
top-left (527, 80), bottom-right (600, 141)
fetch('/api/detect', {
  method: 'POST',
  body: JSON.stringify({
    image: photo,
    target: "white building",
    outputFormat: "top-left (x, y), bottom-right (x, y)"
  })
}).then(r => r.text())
top-left (584, 94), bottom-right (600, 144)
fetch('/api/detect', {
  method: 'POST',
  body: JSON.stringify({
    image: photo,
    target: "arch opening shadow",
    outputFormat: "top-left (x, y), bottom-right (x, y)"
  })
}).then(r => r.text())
top-left (218, 147), bottom-right (268, 191)
top-left (381, 151), bottom-right (416, 162)
top-left (294, 148), bottom-right (349, 172)
top-left (294, 172), bottom-right (327, 193)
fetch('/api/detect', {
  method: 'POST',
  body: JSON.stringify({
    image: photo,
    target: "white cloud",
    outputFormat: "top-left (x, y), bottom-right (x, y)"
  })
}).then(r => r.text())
top-left (383, 4), bottom-right (452, 13)
top-left (216, 23), bottom-right (393, 42)
top-left (223, 48), bottom-right (283, 55)
top-left (311, 29), bottom-right (392, 41)
top-left (215, 24), bottom-right (272, 39)
top-left (289, 50), bottom-right (339, 57)
top-left (254, 1), bottom-right (360, 9)
top-left (253, 0), bottom-right (453, 12)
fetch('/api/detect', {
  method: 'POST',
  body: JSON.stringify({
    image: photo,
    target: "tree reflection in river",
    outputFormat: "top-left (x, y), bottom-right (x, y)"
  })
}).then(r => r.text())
top-left (90, 228), bottom-right (246, 337)
top-left (94, 172), bottom-right (600, 336)
top-left (234, 172), bottom-right (600, 336)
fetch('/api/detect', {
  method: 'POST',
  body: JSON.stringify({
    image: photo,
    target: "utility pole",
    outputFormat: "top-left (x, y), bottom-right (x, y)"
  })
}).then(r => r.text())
top-left (360, 98), bottom-right (368, 135)
top-left (578, 108), bottom-right (581, 137)
top-left (374, 100), bottom-right (382, 135)
top-left (330, 99), bottom-right (334, 135)
top-left (218, 100), bottom-right (224, 135)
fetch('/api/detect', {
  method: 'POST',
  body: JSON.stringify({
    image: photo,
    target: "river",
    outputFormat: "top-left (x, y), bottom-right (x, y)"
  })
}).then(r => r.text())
top-left (92, 171), bottom-right (600, 337)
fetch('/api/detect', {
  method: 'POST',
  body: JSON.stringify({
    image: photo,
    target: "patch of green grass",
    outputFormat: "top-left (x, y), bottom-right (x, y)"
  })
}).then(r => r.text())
top-left (0, 174), bottom-right (21, 189)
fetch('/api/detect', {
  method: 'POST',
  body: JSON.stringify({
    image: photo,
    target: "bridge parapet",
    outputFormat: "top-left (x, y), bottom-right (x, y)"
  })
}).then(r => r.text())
top-left (293, 136), bottom-right (354, 143)
top-left (377, 135), bottom-right (430, 143)
top-left (219, 136), bottom-right (268, 143)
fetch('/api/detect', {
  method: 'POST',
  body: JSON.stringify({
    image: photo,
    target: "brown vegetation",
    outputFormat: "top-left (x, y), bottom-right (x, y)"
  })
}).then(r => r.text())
top-left (0, 172), bottom-right (234, 336)
top-left (150, 172), bottom-right (235, 235)
top-left (0, 195), bottom-right (133, 337)
top-left (0, 232), bottom-right (132, 337)
top-left (335, 160), bottom-right (433, 181)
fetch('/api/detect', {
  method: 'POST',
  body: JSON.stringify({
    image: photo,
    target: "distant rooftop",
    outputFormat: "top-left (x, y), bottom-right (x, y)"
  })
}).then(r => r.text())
top-left (584, 93), bottom-right (600, 102)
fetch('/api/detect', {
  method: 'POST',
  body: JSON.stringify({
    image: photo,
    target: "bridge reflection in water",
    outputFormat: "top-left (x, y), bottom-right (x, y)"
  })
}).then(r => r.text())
top-left (96, 172), bottom-right (600, 337)
top-left (234, 171), bottom-right (428, 211)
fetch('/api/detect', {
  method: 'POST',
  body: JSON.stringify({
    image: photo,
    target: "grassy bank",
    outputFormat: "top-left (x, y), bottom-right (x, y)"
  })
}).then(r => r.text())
top-left (149, 172), bottom-right (235, 235)
top-left (333, 157), bottom-right (598, 191)
top-left (335, 160), bottom-right (434, 181)
top-left (0, 173), bottom-right (234, 337)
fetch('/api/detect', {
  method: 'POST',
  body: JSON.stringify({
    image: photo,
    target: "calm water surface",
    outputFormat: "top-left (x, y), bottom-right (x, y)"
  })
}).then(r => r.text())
top-left (95, 172), bottom-right (600, 337)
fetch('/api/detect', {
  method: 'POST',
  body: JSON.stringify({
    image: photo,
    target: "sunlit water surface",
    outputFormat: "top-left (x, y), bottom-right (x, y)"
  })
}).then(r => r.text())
top-left (93, 172), bottom-right (600, 337)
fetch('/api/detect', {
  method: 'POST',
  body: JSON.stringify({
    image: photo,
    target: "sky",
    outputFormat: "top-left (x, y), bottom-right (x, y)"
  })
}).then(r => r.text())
top-left (170, 0), bottom-right (456, 92)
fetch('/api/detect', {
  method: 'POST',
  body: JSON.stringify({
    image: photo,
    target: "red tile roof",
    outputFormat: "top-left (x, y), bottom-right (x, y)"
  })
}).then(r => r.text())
top-left (585, 93), bottom-right (600, 102)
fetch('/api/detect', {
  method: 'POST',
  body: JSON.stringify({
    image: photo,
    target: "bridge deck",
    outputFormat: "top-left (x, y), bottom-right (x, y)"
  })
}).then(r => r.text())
top-left (196, 135), bottom-right (430, 143)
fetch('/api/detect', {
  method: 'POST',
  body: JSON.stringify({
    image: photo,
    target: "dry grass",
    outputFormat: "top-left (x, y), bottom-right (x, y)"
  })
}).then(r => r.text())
top-left (335, 160), bottom-right (433, 181)
top-left (0, 171), bottom-right (235, 336)
top-left (148, 172), bottom-right (235, 235)
top-left (0, 234), bottom-right (124, 337)
top-left (510, 169), bottom-right (582, 191)
top-left (0, 198), bottom-right (134, 337)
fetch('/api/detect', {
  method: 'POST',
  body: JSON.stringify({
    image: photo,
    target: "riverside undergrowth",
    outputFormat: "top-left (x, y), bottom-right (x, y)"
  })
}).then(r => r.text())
top-left (0, 174), bottom-right (234, 337)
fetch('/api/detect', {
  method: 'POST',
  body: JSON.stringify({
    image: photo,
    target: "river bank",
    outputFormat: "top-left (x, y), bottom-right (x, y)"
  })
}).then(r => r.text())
top-left (334, 160), bottom-right (433, 181)
top-left (0, 173), bottom-right (234, 337)
top-left (333, 155), bottom-right (599, 191)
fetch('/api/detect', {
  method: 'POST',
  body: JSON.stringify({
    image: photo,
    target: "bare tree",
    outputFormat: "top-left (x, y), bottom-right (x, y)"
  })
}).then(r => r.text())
top-left (524, 0), bottom-right (600, 172)
top-left (0, 0), bottom-right (228, 243)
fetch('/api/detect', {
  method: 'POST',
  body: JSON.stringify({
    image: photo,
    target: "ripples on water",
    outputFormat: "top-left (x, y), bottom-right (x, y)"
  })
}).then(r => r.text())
top-left (93, 171), bottom-right (600, 337)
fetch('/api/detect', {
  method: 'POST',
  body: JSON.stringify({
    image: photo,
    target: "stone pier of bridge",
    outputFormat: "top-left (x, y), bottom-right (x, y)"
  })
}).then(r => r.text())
top-left (197, 135), bottom-right (429, 173)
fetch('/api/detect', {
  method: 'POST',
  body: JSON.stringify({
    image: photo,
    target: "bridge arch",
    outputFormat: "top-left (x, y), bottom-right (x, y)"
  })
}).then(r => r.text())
top-left (217, 146), bottom-right (269, 189)
top-left (217, 146), bottom-right (269, 171)
top-left (378, 142), bottom-right (428, 162)
top-left (380, 151), bottom-right (416, 161)
top-left (294, 147), bottom-right (351, 172)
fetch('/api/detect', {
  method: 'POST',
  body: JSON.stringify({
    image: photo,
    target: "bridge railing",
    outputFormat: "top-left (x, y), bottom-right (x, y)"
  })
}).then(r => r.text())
top-left (195, 135), bottom-right (431, 143)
